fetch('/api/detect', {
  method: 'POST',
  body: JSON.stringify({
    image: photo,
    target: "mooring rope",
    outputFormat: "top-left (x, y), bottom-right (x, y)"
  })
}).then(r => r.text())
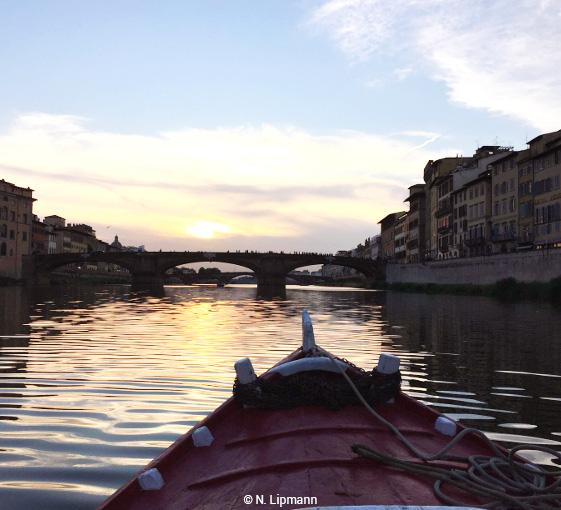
top-left (320, 348), bottom-right (561, 509)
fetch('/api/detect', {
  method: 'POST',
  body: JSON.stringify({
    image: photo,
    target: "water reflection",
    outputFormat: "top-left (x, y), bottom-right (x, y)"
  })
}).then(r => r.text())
top-left (0, 284), bottom-right (560, 508)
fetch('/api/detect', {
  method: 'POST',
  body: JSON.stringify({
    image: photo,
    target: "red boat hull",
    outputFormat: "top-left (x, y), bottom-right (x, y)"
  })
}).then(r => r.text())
top-left (99, 349), bottom-right (495, 509)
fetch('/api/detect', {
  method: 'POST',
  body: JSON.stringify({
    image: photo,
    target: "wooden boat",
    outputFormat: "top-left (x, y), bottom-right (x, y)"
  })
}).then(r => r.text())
top-left (98, 312), bottom-right (559, 510)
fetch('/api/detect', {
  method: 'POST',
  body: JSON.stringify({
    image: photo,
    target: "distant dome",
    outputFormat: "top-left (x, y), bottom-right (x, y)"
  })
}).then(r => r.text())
top-left (111, 235), bottom-right (123, 250)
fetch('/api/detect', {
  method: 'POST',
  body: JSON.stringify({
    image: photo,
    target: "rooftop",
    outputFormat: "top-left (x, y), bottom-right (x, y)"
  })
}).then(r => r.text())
top-left (377, 211), bottom-right (407, 225)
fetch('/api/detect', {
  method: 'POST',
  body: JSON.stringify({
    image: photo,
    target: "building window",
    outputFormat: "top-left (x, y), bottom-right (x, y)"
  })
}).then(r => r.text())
top-left (9, 230), bottom-right (14, 240)
top-left (0, 224), bottom-right (6, 238)
top-left (0, 242), bottom-right (6, 256)
top-left (22, 231), bottom-right (27, 241)
top-left (23, 213), bottom-right (28, 224)
top-left (10, 211), bottom-right (15, 221)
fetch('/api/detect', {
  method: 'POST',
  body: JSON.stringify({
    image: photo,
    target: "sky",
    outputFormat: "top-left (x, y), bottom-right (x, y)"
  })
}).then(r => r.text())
top-left (1, 0), bottom-right (559, 252)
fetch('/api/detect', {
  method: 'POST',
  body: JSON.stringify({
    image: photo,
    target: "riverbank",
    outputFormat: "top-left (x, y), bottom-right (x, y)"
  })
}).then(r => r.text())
top-left (381, 277), bottom-right (561, 302)
top-left (386, 250), bottom-right (561, 287)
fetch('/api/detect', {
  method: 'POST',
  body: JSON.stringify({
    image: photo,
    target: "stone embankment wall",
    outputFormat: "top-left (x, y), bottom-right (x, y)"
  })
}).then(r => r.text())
top-left (386, 250), bottom-right (561, 285)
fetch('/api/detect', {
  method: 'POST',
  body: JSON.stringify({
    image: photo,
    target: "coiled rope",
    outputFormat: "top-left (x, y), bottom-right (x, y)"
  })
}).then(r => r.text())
top-left (319, 347), bottom-right (561, 509)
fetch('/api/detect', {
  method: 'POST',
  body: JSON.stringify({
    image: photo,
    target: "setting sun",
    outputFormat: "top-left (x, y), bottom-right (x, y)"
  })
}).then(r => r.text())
top-left (186, 221), bottom-right (232, 239)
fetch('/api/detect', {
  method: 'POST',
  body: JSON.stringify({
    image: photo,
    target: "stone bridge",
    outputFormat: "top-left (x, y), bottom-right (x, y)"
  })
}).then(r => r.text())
top-left (23, 251), bottom-right (383, 296)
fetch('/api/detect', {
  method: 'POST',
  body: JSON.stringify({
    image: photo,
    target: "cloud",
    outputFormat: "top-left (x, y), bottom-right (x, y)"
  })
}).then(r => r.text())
top-left (310, 0), bottom-right (561, 131)
top-left (308, 0), bottom-right (407, 61)
top-left (0, 113), bottom-right (457, 251)
top-left (0, 162), bottom-right (359, 200)
top-left (393, 66), bottom-right (413, 81)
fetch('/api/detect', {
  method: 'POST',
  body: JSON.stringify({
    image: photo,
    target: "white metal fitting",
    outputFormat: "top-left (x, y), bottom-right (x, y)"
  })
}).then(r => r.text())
top-left (435, 416), bottom-right (457, 436)
top-left (138, 468), bottom-right (165, 491)
top-left (193, 426), bottom-right (214, 447)
top-left (376, 353), bottom-right (400, 374)
top-left (235, 357), bottom-right (257, 384)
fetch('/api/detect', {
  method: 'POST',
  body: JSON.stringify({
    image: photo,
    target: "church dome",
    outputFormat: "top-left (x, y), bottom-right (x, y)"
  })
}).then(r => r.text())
top-left (111, 235), bottom-right (123, 250)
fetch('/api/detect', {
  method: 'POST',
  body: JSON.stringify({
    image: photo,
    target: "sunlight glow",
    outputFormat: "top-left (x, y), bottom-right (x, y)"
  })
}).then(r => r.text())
top-left (187, 221), bottom-right (232, 239)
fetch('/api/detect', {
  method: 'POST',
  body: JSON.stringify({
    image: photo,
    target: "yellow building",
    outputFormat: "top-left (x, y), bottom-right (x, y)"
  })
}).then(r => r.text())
top-left (463, 169), bottom-right (493, 257)
top-left (527, 130), bottom-right (561, 248)
top-left (490, 151), bottom-right (519, 253)
top-left (0, 179), bottom-right (34, 280)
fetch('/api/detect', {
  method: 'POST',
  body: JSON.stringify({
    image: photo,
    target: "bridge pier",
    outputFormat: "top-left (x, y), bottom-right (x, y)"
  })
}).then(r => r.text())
top-left (256, 272), bottom-right (286, 298)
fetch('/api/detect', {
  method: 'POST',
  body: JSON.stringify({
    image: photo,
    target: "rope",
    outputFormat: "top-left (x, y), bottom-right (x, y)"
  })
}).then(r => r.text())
top-left (319, 347), bottom-right (561, 509)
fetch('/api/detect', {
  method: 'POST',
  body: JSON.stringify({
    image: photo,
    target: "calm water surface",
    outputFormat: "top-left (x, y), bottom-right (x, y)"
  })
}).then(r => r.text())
top-left (0, 284), bottom-right (561, 509)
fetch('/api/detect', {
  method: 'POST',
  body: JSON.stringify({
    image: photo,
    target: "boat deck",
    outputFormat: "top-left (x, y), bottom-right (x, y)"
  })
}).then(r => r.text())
top-left (100, 392), bottom-right (494, 509)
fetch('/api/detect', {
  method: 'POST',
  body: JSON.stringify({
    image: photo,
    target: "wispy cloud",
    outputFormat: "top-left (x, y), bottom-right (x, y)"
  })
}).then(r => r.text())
top-left (0, 162), bottom-right (359, 200)
top-left (393, 66), bottom-right (413, 81)
top-left (0, 113), bottom-right (458, 251)
top-left (309, 0), bottom-right (561, 131)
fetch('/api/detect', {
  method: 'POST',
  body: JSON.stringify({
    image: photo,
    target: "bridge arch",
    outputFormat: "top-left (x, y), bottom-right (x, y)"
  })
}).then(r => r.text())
top-left (283, 257), bottom-right (378, 279)
top-left (31, 253), bottom-right (137, 275)
top-left (155, 253), bottom-right (262, 276)
top-left (221, 272), bottom-right (256, 285)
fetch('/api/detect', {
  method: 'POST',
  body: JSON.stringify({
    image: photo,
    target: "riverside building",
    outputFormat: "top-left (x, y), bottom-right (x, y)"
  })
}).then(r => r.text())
top-left (424, 156), bottom-right (473, 260)
top-left (378, 211), bottom-right (406, 260)
top-left (378, 130), bottom-right (561, 264)
top-left (0, 179), bottom-right (34, 280)
top-left (464, 169), bottom-right (493, 257)
top-left (404, 184), bottom-right (426, 263)
top-left (491, 151), bottom-right (519, 253)
top-left (517, 149), bottom-right (534, 249)
top-left (527, 130), bottom-right (561, 249)
top-left (393, 213), bottom-right (408, 263)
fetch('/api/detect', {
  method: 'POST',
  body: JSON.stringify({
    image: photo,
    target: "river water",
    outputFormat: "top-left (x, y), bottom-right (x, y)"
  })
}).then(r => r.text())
top-left (0, 284), bottom-right (561, 509)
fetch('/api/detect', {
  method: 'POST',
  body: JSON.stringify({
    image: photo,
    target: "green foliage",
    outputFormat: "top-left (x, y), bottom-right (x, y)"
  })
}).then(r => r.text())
top-left (198, 267), bottom-right (221, 275)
